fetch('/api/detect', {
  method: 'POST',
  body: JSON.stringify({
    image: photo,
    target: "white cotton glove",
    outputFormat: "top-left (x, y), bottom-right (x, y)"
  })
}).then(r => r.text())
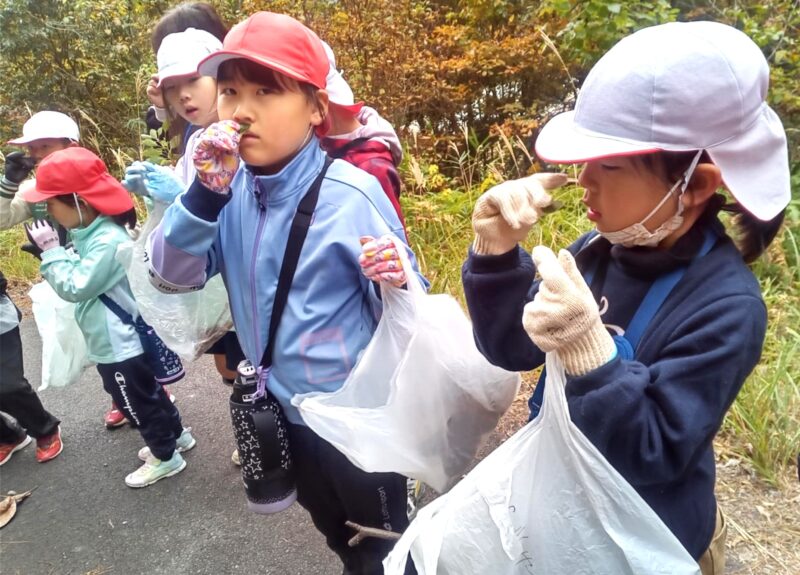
top-left (522, 246), bottom-right (616, 376)
top-left (358, 235), bottom-right (407, 286)
top-left (471, 173), bottom-right (567, 255)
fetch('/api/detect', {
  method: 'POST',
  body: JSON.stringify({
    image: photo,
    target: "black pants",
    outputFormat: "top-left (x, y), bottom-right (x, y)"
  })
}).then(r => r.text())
top-left (288, 424), bottom-right (416, 575)
top-left (205, 331), bottom-right (246, 371)
top-left (0, 327), bottom-right (60, 442)
top-left (97, 355), bottom-right (182, 460)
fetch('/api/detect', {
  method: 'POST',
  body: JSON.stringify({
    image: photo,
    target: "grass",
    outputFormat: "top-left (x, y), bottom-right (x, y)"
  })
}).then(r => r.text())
top-left (0, 226), bottom-right (40, 283)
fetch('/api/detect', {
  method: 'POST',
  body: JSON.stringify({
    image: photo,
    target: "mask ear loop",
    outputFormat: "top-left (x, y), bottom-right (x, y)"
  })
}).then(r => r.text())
top-left (639, 149), bottom-right (705, 226)
top-left (72, 193), bottom-right (84, 228)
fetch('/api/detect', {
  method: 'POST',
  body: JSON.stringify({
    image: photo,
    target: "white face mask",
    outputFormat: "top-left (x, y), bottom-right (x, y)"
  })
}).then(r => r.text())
top-left (600, 150), bottom-right (703, 248)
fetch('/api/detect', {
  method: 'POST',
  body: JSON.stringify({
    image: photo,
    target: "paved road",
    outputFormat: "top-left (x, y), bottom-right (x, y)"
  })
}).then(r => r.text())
top-left (0, 319), bottom-right (339, 575)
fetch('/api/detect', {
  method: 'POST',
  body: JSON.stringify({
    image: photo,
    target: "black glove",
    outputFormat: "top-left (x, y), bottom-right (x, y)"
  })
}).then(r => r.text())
top-left (22, 224), bottom-right (43, 260)
top-left (3, 151), bottom-right (36, 185)
top-left (0, 270), bottom-right (7, 296)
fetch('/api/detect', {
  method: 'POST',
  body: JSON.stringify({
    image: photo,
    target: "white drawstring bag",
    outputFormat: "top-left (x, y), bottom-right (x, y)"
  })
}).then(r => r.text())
top-left (116, 202), bottom-right (233, 361)
top-left (29, 281), bottom-right (91, 390)
top-left (384, 353), bottom-right (701, 575)
top-left (293, 238), bottom-right (520, 492)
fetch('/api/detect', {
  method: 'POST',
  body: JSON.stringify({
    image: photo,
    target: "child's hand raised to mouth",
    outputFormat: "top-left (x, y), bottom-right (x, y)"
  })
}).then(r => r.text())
top-left (192, 120), bottom-right (243, 194)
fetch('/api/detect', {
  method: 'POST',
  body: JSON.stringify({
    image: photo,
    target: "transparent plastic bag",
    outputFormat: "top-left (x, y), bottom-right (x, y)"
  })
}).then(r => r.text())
top-left (116, 202), bottom-right (233, 361)
top-left (293, 239), bottom-right (520, 492)
top-left (29, 281), bottom-right (90, 390)
top-left (384, 353), bottom-right (701, 575)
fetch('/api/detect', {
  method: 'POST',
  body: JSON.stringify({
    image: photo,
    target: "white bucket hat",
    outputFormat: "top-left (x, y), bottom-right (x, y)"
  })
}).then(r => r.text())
top-left (8, 111), bottom-right (80, 145)
top-left (156, 27), bottom-right (222, 87)
top-left (535, 21), bottom-right (791, 221)
top-left (321, 41), bottom-right (363, 114)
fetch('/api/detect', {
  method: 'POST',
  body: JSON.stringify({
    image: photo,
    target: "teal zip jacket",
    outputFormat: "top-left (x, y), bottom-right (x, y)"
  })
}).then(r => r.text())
top-left (40, 215), bottom-right (144, 364)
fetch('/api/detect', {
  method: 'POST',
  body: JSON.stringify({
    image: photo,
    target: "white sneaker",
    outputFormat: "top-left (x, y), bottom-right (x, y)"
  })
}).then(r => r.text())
top-left (125, 452), bottom-right (186, 488)
top-left (137, 427), bottom-right (196, 462)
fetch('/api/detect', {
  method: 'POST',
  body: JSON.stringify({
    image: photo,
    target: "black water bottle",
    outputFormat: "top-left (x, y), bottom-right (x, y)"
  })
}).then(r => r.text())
top-left (229, 359), bottom-right (296, 514)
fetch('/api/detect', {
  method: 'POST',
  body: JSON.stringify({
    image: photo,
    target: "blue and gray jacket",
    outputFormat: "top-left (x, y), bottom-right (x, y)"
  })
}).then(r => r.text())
top-left (149, 138), bottom-right (424, 424)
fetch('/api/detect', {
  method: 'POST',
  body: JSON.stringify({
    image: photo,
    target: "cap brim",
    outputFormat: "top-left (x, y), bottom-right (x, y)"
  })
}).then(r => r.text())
top-left (534, 111), bottom-right (661, 164)
top-left (19, 180), bottom-right (55, 203)
top-left (198, 51), bottom-right (319, 87)
top-left (329, 101), bottom-right (365, 115)
top-left (707, 105), bottom-right (790, 221)
top-left (157, 67), bottom-right (201, 87)
top-left (8, 136), bottom-right (38, 145)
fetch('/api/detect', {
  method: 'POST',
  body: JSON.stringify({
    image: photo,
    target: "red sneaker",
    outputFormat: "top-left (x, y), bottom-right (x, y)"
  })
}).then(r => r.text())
top-left (163, 385), bottom-right (176, 404)
top-left (104, 403), bottom-right (128, 429)
top-left (36, 427), bottom-right (63, 463)
top-left (0, 436), bottom-right (31, 466)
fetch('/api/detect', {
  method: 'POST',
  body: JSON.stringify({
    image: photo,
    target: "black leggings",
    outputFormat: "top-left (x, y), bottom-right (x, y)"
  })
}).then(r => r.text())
top-left (97, 355), bottom-right (182, 460)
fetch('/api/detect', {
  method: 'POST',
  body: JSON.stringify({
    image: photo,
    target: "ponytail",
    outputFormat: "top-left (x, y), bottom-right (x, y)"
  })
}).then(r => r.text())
top-left (111, 208), bottom-right (138, 231)
top-left (721, 202), bottom-right (785, 263)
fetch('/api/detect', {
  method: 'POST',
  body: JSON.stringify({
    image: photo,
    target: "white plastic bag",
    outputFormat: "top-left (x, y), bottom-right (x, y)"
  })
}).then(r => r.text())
top-left (29, 281), bottom-right (90, 390)
top-left (384, 353), bottom-right (701, 575)
top-left (293, 241), bottom-right (520, 492)
top-left (116, 201), bottom-right (233, 361)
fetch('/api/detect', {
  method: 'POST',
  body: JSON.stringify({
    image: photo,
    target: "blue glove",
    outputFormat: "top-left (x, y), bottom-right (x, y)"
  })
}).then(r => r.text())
top-left (121, 161), bottom-right (184, 204)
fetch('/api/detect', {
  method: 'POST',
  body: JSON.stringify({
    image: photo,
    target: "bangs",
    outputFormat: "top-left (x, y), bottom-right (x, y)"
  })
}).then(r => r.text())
top-left (217, 58), bottom-right (301, 93)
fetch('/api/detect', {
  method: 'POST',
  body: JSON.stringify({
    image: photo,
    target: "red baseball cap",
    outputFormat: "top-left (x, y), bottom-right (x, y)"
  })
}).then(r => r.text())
top-left (198, 12), bottom-right (328, 90)
top-left (22, 147), bottom-right (134, 216)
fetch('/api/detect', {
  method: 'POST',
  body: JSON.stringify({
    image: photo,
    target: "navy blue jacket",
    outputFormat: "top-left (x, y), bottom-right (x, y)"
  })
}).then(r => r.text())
top-left (462, 217), bottom-right (766, 559)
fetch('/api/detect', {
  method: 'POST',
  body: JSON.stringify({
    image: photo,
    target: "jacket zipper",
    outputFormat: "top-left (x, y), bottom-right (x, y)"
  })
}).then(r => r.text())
top-left (251, 183), bottom-right (267, 351)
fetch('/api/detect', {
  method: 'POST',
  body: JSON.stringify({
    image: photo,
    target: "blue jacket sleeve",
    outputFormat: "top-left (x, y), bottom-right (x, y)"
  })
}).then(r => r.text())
top-left (148, 178), bottom-right (228, 293)
top-left (565, 293), bottom-right (766, 485)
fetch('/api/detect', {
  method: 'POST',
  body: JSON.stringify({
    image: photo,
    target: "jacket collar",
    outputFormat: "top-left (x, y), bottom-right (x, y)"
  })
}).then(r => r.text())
top-left (70, 214), bottom-right (109, 246)
top-left (245, 137), bottom-right (326, 207)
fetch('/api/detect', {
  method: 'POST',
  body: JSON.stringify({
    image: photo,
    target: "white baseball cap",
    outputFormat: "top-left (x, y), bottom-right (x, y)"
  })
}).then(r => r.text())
top-left (322, 41), bottom-right (363, 114)
top-left (535, 21), bottom-right (791, 221)
top-left (157, 28), bottom-right (222, 87)
top-left (8, 111), bottom-right (80, 145)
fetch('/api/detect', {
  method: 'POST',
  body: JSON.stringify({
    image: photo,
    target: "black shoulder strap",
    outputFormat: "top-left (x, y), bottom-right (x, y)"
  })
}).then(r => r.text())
top-left (98, 293), bottom-right (135, 326)
top-left (259, 156), bottom-right (333, 369)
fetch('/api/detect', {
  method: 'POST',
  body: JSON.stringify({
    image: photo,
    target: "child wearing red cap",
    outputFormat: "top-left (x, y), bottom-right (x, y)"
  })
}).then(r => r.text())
top-left (22, 147), bottom-right (196, 489)
top-left (149, 12), bottom-right (421, 573)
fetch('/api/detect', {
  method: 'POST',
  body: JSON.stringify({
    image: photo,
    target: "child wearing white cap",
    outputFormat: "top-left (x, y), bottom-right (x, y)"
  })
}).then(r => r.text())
top-left (1, 111), bottom-right (80, 231)
top-left (462, 21), bottom-right (791, 574)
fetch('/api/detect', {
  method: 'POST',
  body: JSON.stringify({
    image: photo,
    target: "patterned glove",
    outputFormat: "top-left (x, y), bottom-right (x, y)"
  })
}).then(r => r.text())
top-left (4, 151), bottom-right (36, 185)
top-left (192, 120), bottom-right (242, 193)
top-left (522, 246), bottom-right (615, 376)
top-left (24, 220), bottom-right (61, 256)
top-left (359, 235), bottom-right (407, 287)
top-left (122, 161), bottom-right (184, 204)
top-left (472, 173), bottom-right (567, 255)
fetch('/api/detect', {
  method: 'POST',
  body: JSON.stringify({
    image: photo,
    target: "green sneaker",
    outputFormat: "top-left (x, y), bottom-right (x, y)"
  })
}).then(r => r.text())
top-left (125, 452), bottom-right (186, 488)
top-left (137, 428), bottom-right (196, 462)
